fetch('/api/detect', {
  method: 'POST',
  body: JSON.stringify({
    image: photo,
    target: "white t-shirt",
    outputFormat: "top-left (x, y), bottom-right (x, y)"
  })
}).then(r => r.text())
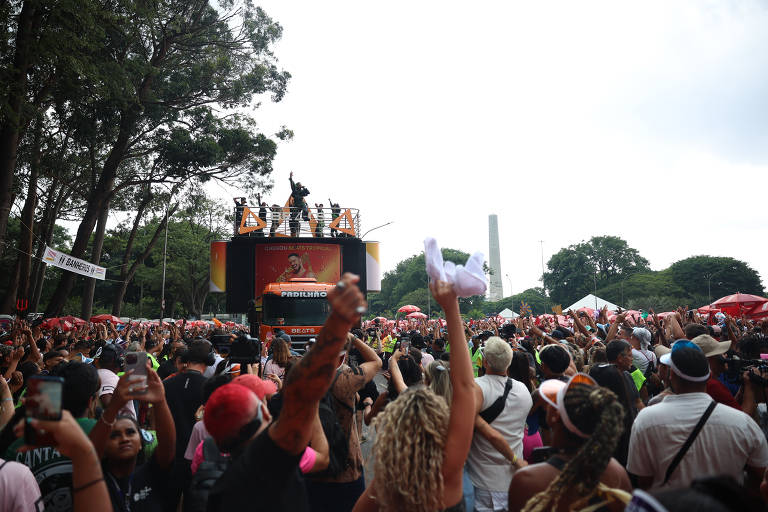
top-left (631, 348), bottom-right (656, 374)
top-left (627, 392), bottom-right (768, 490)
top-left (421, 351), bottom-right (435, 368)
top-left (97, 369), bottom-right (136, 420)
top-left (204, 354), bottom-right (225, 378)
top-left (0, 459), bottom-right (41, 512)
top-left (466, 374), bottom-right (533, 492)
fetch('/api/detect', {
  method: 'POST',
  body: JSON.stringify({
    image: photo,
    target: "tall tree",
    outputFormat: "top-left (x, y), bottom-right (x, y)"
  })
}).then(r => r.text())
top-left (543, 236), bottom-right (650, 306)
top-left (668, 256), bottom-right (763, 302)
top-left (0, 0), bottom-right (98, 257)
top-left (44, 1), bottom-right (290, 315)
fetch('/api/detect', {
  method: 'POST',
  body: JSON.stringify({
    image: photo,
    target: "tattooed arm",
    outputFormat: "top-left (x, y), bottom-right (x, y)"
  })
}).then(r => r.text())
top-left (269, 273), bottom-right (366, 455)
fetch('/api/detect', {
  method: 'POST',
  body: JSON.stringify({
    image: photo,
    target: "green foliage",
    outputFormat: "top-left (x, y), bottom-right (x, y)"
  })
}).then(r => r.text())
top-left (668, 256), bottom-right (763, 300)
top-left (90, 192), bottom-right (230, 318)
top-left (594, 270), bottom-right (685, 306)
top-left (368, 248), bottom-right (488, 317)
top-left (543, 236), bottom-right (650, 306)
top-left (484, 288), bottom-right (553, 317)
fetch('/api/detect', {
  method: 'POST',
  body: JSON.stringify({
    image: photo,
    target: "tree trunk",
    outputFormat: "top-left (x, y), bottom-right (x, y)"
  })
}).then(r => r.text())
top-left (0, 1), bottom-right (42, 259)
top-left (0, 263), bottom-right (20, 314)
top-left (80, 200), bottom-right (110, 320)
top-left (16, 115), bottom-right (42, 312)
top-left (30, 181), bottom-right (68, 312)
top-left (112, 204), bottom-right (178, 316)
top-left (45, 110), bottom-right (138, 316)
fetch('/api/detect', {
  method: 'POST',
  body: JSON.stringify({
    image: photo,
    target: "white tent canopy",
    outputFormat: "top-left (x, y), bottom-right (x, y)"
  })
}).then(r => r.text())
top-left (498, 308), bottom-right (519, 319)
top-left (565, 294), bottom-right (621, 312)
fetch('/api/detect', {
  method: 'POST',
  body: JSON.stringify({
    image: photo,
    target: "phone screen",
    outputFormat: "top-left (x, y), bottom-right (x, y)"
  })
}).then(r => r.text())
top-left (25, 376), bottom-right (64, 445)
top-left (125, 352), bottom-right (148, 393)
top-left (400, 341), bottom-right (410, 355)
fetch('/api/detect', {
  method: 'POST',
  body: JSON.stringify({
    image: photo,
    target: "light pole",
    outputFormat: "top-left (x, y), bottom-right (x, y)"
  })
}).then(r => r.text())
top-left (506, 274), bottom-right (512, 297)
top-left (160, 204), bottom-right (169, 322)
top-left (593, 272), bottom-right (598, 309)
top-left (361, 221), bottom-right (393, 239)
top-left (705, 266), bottom-right (735, 305)
top-left (158, 183), bottom-right (176, 322)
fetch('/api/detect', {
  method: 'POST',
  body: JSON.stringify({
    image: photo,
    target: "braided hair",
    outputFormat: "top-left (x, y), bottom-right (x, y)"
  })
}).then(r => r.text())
top-left (521, 384), bottom-right (625, 512)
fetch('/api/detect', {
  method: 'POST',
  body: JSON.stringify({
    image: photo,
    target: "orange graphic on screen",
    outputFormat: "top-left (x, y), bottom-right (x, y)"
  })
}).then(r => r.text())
top-left (210, 241), bottom-right (227, 292)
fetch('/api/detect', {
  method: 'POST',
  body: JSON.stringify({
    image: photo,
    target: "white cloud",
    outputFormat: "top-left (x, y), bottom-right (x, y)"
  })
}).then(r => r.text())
top-left (206, 0), bottom-right (768, 298)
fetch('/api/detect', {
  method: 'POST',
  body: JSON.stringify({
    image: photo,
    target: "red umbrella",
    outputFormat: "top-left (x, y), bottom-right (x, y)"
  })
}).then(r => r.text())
top-left (42, 317), bottom-right (74, 331)
top-left (375, 316), bottom-right (388, 322)
top-left (746, 301), bottom-right (768, 320)
top-left (697, 305), bottom-right (721, 314)
top-left (712, 293), bottom-right (768, 314)
top-left (406, 311), bottom-right (427, 319)
top-left (398, 305), bottom-right (421, 314)
top-left (90, 314), bottom-right (124, 324)
top-left (60, 315), bottom-right (87, 327)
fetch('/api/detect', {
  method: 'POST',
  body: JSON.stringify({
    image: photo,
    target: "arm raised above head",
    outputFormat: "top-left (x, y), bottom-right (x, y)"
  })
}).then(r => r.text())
top-left (431, 281), bottom-right (475, 485)
top-left (269, 273), bottom-right (366, 454)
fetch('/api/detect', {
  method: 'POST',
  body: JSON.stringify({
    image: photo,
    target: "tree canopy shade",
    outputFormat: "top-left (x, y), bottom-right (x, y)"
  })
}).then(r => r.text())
top-left (542, 236), bottom-right (650, 306)
top-left (35, 0), bottom-right (291, 315)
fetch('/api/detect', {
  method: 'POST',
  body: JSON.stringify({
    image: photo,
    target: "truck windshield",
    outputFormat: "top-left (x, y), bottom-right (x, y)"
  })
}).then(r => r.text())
top-left (262, 295), bottom-right (332, 326)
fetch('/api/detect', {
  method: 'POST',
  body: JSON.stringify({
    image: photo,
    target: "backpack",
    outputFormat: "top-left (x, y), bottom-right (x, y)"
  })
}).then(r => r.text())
top-left (184, 437), bottom-right (230, 512)
top-left (312, 370), bottom-right (354, 478)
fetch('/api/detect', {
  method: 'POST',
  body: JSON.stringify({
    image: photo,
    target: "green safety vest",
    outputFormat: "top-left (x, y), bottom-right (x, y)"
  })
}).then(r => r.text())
top-left (630, 367), bottom-right (646, 392)
top-left (471, 347), bottom-right (483, 377)
top-left (382, 335), bottom-right (395, 353)
top-left (117, 353), bottom-right (161, 377)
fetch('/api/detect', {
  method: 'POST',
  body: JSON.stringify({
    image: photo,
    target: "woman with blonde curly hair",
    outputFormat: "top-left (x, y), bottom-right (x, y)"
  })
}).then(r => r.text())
top-left (353, 281), bottom-right (475, 512)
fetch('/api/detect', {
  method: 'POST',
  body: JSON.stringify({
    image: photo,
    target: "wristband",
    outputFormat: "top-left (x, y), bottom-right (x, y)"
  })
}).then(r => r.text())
top-left (73, 477), bottom-right (104, 493)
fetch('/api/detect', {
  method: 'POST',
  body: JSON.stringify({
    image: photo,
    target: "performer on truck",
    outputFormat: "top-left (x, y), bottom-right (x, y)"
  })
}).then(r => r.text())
top-left (289, 172), bottom-right (310, 233)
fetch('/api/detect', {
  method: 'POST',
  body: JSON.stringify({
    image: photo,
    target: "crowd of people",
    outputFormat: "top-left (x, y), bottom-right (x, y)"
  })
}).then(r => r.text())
top-left (2, 280), bottom-right (768, 511)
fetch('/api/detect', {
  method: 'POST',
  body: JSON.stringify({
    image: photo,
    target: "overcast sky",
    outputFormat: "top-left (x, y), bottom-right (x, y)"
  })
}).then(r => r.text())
top-left (210, 1), bottom-right (768, 298)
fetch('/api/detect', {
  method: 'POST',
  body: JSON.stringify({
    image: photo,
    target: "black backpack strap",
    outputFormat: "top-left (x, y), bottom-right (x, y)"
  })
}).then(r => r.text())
top-left (0, 460), bottom-right (8, 472)
top-left (479, 379), bottom-right (514, 424)
top-left (202, 436), bottom-right (225, 462)
top-left (662, 401), bottom-right (717, 485)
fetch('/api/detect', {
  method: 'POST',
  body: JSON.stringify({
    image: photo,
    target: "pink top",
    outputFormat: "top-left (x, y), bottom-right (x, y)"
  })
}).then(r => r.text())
top-left (190, 441), bottom-right (317, 475)
top-left (523, 428), bottom-right (543, 462)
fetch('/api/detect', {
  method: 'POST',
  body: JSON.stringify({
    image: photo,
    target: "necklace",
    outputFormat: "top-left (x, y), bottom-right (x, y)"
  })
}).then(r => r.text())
top-left (107, 471), bottom-right (132, 512)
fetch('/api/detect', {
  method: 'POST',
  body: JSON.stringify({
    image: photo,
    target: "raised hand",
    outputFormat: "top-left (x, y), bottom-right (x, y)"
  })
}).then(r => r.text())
top-left (429, 280), bottom-right (458, 311)
top-left (327, 273), bottom-right (366, 324)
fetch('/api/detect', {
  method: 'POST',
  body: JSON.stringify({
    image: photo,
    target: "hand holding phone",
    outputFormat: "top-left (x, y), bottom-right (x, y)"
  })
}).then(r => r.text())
top-left (24, 375), bottom-right (64, 446)
top-left (125, 352), bottom-right (148, 394)
top-left (19, 409), bottom-right (96, 460)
